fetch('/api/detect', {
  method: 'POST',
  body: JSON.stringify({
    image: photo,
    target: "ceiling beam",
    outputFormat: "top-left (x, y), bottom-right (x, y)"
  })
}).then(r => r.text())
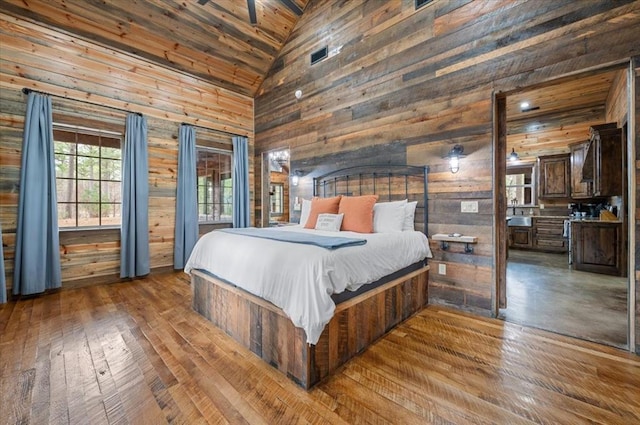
top-left (279, 0), bottom-right (303, 16)
top-left (247, 0), bottom-right (257, 25)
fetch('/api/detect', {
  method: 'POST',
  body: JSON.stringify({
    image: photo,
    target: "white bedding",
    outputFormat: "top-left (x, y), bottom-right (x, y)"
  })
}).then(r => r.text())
top-left (185, 225), bottom-right (433, 344)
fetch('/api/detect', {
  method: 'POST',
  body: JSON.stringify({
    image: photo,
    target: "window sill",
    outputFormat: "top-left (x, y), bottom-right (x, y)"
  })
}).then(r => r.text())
top-left (59, 225), bottom-right (120, 232)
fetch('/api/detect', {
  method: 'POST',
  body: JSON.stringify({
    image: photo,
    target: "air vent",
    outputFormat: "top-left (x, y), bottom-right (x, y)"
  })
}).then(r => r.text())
top-left (310, 46), bottom-right (328, 65)
top-left (415, 0), bottom-right (433, 9)
top-left (521, 106), bottom-right (541, 113)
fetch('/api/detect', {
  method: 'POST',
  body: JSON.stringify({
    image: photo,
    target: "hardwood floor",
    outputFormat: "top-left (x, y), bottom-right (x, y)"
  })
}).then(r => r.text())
top-left (1, 272), bottom-right (639, 424)
top-left (503, 250), bottom-right (628, 348)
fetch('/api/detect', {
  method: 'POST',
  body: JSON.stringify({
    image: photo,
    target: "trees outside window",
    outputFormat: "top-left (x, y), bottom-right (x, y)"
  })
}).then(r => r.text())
top-left (196, 148), bottom-right (232, 223)
top-left (53, 127), bottom-right (122, 228)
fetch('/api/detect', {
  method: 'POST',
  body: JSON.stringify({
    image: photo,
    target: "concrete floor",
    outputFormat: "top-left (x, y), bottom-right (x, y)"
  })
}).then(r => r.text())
top-left (501, 249), bottom-right (628, 349)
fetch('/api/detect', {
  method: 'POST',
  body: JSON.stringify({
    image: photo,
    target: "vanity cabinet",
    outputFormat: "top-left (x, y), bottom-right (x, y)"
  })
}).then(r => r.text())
top-left (572, 221), bottom-right (624, 276)
top-left (569, 141), bottom-right (592, 198)
top-left (582, 123), bottom-right (623, 197)
top-left (533, 217), bottom-right (567, 253)
top-left (509, 227), bottom-right (533, 249)
top-left (538, 154), bottom-right (570, 199)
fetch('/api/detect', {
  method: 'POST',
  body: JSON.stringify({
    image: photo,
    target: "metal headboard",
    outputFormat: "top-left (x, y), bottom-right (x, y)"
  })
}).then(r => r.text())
top-left (313, 164), bottom-right (429, 236)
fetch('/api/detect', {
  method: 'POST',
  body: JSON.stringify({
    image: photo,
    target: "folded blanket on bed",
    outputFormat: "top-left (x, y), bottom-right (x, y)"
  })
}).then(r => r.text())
top-left (219, 227), bottom-right (367, 249)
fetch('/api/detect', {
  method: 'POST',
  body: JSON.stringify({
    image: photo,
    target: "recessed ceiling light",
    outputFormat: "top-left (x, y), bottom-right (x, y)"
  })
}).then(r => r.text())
top-left (520, 101), bottom-right (530, 110)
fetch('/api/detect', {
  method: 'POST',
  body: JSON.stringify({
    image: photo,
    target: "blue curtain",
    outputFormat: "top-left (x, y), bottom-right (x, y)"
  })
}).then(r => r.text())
top-left (120, 113), bottom-right (150, 278)
top-left (1, 225), bottom-right (6, 303)
top-left (13, 92), bottom-right (62, 295)
top-left (174, 124), bottom-right (198, 269)
top-left (232, 136), bottom-right (250, 228)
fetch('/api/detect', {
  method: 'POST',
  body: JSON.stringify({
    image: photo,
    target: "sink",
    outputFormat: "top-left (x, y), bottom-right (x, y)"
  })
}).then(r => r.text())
top-left (507, 216), bottom-right (532, 227)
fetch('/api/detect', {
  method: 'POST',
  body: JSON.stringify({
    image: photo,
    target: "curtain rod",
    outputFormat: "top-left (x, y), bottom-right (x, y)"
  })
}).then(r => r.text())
top-left (22, 87), bottom-right (143, 117)
top-left (180, 121), bottom-right (239, 138)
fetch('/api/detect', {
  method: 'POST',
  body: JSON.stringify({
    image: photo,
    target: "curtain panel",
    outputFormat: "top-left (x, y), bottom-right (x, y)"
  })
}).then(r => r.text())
top-left (13, 92), bottom-right (62, 295)
top-left (120, 113), bottom-right (150, 278)
top-left (232, 136), bottom-right (250, 228)
top-left (174, 124), bottom-right (198, 269)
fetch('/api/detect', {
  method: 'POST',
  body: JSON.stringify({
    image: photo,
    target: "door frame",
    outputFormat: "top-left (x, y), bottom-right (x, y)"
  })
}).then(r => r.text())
top-left (492, 60), bottom-right (636, 353)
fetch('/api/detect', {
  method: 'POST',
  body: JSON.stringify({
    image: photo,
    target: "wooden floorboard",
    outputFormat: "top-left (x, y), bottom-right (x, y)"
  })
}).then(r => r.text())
top-left (0, 272), bottom-right (638, 425)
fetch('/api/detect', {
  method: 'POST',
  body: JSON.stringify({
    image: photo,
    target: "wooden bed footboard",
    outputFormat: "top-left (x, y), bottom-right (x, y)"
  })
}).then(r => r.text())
top-left (191, 266), bottom-right (429, 389)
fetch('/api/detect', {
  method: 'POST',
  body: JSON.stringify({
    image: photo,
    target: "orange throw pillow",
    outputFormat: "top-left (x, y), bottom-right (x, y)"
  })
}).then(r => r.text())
top-left (338, 195), bottom-right (379, 233)
top-left (304, 196), bottom-right (342, 228)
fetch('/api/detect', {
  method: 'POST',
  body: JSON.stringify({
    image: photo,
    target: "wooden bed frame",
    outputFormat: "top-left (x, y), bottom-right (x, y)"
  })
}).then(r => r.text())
top-left (191, 165), bottom-right (430, 389)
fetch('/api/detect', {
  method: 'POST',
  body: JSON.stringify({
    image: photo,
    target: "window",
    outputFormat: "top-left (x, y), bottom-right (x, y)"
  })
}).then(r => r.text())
top-left (506, 165), bottom-right (535, 206)
top-left (197, 148), bottom-right (232, 223)
top-left (270, 183), bottom-right (284, 216)
top-left (53, 127), bottom-right (122, 228)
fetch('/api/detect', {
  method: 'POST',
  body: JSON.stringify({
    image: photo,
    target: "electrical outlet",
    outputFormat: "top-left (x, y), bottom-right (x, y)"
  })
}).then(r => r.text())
top-left (438, 264), bottom-right (446, 275)
top-left (461, 201), bottom-right (478, 213)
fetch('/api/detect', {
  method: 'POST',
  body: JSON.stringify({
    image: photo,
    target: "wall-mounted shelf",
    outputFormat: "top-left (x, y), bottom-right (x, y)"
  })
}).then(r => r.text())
top-left (432, 233), bottom-right (478, 253)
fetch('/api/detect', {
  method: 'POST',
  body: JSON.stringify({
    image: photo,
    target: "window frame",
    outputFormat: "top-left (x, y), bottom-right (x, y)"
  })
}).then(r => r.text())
top-left (506, 164), bottom-right (536, 207)
top-left (196, 146), bottom-right (233, 225)
top-left (53, 123), bottom-right (123, 231)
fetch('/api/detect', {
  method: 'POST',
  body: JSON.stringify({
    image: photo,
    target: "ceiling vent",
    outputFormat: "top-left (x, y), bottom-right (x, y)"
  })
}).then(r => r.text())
top-left (310, 46), bottom-right (328, 65)
top-left (415, 0), bottom-right (433, 10)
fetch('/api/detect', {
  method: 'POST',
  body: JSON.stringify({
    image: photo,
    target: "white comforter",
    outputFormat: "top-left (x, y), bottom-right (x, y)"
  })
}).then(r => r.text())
top-left (184, 225), bottom-right (432, 344)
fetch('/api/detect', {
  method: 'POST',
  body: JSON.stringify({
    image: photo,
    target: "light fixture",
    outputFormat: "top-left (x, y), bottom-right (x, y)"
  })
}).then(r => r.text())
top-left (443, 145), bottom-right (465, 174)
top-left (509, 148), bottom-right (519, 162)
top-left (269, 149), bottom-right (289, 165)
top-left (519, 101), bottom-right (530, 110)
top-left (294, 89), bottom-right (302, 100)
top-left (291, 170), bottom-right (302, 186)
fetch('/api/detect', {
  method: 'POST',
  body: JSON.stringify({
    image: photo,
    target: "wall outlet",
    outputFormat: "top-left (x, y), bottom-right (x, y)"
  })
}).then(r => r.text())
top-left (438, 264), bottom-right (446, 275)
top-left (461, 201), bottom-right (478, 213)
top-left (539, 203), bottom-right (545, 210)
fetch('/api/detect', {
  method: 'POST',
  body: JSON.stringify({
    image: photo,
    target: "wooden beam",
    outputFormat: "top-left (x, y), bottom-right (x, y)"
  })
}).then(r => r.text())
top-left (279, 0), bottom-right (303, 16)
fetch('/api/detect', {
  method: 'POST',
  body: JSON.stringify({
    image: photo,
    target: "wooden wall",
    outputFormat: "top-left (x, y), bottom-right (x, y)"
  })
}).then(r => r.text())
top-left (254, 0), bottom-right (640, 317)
top-left (634, 56), bottom-right (639, 353)
top-left (0, 13), bottom-right (254, 293)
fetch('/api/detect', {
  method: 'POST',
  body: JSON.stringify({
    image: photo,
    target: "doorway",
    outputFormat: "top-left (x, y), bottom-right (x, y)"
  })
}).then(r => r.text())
top-left (494, 64), bottom-right (634, 350)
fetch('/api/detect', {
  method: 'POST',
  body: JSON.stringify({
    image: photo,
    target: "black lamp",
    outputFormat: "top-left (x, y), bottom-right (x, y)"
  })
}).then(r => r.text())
top-left (443, 145), bottom-right (465, 173)
top-left (509, 148), bottom-right (519, 162)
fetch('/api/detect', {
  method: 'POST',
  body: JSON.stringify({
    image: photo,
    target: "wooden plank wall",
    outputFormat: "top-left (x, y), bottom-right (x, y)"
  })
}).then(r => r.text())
top-left (634, 56), bottom-right (639, 353)
top-left (0, 13), bottom-right (254, 293)
top-left (254, 0), bottom-right (640, 315)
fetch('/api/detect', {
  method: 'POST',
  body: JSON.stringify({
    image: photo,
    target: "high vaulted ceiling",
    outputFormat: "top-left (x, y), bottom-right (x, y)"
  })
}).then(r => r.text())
top-left (0, 0), bottom-right (310, 97)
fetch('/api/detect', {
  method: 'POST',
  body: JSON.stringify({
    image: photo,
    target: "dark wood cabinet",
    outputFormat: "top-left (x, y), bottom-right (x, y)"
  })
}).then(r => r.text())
top-left (533, 217), bottom-right (567, 253)
top-left (582, 123), bottom-right (623, 197)
top-left (569, 141), bottom-right (592, 198)
top-left (509, 227), bottom-right (532, 249)
top-left (538, 154), bottom-right (570, 199)
top-left (572, 221), bottom-right (625, 276)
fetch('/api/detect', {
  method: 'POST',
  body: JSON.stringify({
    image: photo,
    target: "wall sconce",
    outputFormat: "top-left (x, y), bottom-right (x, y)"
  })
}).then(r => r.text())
top-left (443, 145), bottom-right (465, 173)
top-left (291, 170), bottom-right (302, 186)
top-left (508, 148), bottom-right (519, 162)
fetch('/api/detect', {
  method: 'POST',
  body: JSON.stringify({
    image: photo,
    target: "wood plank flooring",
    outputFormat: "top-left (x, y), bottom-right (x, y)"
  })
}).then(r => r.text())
top-left (1, 272), bottom-right (639, 424)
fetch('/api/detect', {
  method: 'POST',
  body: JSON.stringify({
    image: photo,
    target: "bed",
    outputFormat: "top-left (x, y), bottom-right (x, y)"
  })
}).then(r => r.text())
top-left (187, 165), bottom-right (431, 388)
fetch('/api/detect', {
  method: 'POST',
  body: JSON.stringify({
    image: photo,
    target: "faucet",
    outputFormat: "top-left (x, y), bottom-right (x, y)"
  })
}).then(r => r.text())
top-left (511, 198), bottom-right (517, 215)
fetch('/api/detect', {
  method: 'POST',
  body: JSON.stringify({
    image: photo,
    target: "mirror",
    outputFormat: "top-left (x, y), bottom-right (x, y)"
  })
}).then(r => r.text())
top-left (506, 163), bottom-right (535, 206)
top-left (265, 149), bottom-right (290, 225)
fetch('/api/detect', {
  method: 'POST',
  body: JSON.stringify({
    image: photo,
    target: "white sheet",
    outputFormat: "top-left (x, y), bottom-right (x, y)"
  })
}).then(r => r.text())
top-left (185, 225), bottom-right (433, 344)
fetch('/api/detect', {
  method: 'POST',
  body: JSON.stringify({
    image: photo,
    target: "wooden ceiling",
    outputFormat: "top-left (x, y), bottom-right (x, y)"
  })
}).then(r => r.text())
top-left (0, 0), bottom-right (310, 97)
top-left (506, 68), bottom-right (622, 162)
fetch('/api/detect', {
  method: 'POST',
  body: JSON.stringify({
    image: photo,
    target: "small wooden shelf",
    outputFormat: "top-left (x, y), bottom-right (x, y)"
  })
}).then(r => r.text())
top-left (432, 233), bottom-right (478, 253)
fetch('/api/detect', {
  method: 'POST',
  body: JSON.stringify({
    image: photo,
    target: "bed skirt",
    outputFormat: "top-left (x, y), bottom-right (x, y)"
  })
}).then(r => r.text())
top-left (191, 265), bottom-right (429, 389)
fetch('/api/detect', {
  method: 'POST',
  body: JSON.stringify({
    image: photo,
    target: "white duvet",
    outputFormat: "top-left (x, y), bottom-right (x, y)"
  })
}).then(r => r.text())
top-left (184, 225), bottom-right (433, 344)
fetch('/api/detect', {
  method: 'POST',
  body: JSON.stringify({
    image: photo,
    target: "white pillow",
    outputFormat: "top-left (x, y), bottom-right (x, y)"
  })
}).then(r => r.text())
top-left (315, 213), bottom-right (344, 232)
top-left (403, 201), bottom-right (418, 231)
top-left (373, 200), bottom-right (407, 233)
top-left (299, 199), bottom-right (311, 225)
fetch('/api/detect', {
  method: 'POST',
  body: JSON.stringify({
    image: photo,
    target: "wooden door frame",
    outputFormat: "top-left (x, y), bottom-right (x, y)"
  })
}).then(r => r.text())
top-left (492, 61), bottom-right (636, 353)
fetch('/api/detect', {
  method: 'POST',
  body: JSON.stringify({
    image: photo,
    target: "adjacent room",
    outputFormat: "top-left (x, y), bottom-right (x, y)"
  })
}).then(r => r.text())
top-left (1, 1), bottom-right (639, 424)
